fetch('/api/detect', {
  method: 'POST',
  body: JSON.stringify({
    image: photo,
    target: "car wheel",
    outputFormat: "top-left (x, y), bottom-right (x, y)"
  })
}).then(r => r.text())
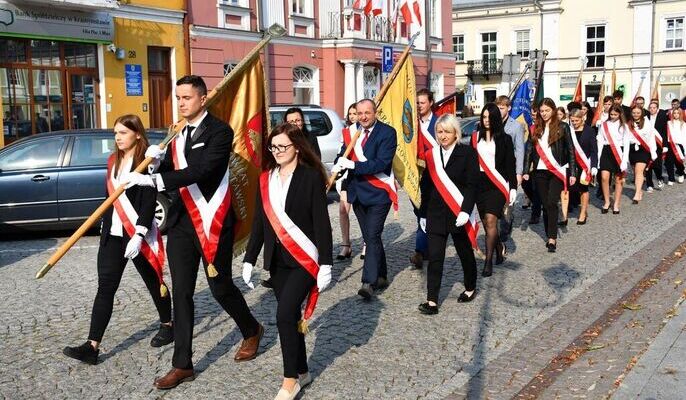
top-left (155, 195), bottom-right (171, 233)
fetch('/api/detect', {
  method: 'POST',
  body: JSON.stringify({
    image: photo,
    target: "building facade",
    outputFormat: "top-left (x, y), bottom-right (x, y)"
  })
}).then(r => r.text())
top-left (452, 0), bottom-right (686, 112)
top-left (188, 0), bottom-right (455, 120)
top-left (0, 0), bottom-right (188, 148)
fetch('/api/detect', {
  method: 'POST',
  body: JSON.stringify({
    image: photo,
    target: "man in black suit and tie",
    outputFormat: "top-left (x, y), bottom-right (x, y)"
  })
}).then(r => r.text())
top-left (127, 75), bottom-right (263, 389)
top-left (333, 98), bottom-right (397, 299)
top-left (646, 100), bottom-right (669, 190)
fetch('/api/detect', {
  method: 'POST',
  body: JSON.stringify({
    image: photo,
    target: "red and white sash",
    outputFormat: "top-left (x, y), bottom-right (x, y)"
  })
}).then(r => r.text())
top-left (667, 123), bottom-right (685, 165)
top-left (106, 155), bottom-right (167, 294)
top-left (570, 131), bottom-right (592, 184)
top-left (170, 128), bottom-right (232, 266)
top-left (628, 124), bottom-right (651, 153)
top-left (602, 121), bottom-right (624, 168)
top-left (342, 128), bottom-right (398, 211)
top-left (471, 132), bottom-right (509, 202)
top-left (259, 171), bottom-right (320, 321)
top-left (420, 129), bottom-right (479, 248)
top-left (534, 140), bottom-right (568, 190)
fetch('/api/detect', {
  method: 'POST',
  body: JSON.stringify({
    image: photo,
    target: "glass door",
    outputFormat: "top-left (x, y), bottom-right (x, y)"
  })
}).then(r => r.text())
top-left (68, 73), bottom-right (97, 130)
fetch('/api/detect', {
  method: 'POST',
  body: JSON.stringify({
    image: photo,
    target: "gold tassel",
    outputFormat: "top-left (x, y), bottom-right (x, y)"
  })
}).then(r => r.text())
top-left (297, 319), bottom-right (310, 335)
top-left (393, 209), bottom-right (399, 220)
top-left (160, 284), bottom-right (168, 298)
top-left (207, 263), bottom-right (219, 278)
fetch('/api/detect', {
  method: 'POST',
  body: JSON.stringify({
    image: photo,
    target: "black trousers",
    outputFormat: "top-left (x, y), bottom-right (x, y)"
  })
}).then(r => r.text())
top-left (646, 148), bottom-right (664, 187)
top-left (271, 256), bottom-right (315, 378)
top-left (353, 201), bottom-right (391, 285)
top-left (664, 145), bottom-right (685, 182)
top-left (167, 211), bottom-right (259, 369)
top-left (522, 176), bottom-right (542, 218)
top-left (88, 235), bottom-right (171, 342)
top-left (534, 170), bottom-right (563, 240)
top-left (426, 228), bottom-right (476, 303)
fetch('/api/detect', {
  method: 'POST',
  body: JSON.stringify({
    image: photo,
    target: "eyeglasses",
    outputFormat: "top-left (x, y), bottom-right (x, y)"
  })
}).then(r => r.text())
top-left (268, 144), bottom-right (294, 153)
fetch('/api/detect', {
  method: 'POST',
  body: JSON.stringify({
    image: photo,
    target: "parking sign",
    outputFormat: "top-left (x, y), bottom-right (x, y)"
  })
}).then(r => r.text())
top-left (382, 46), bottom-right (393, 73)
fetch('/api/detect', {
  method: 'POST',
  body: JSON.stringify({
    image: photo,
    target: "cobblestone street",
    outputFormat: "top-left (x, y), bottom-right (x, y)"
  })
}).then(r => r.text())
top-left (1, 182), bottom-right (686, 399)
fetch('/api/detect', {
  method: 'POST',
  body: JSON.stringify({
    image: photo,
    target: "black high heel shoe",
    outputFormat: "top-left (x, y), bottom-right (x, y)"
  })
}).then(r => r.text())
top-left (482, 263), bottom-right (493, 277)
top-left (601, 207), bottom-right (609, 214)
top-left (546, 241), bottom-right (557, 253)
top-left (336, 244), bottom-right (352, 260)
top-left (576, 217), bottom-right (587, 225)
top-left (558, 219), bottom-right (568, 227)
top-left (495, 243), bottom-right (506, 265)
top-left (613, 209), bottom-right (620, 215)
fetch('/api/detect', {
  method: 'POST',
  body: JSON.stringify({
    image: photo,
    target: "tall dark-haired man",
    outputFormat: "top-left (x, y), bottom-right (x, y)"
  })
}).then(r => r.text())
top-left (128, 75), bottom-right (263, 389)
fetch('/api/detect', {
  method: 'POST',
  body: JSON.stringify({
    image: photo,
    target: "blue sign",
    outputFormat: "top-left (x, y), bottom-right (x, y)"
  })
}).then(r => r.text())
top-left (382, 46), bottom-right (394, 73)
top-left (125, 64), bottom-right (143, 96)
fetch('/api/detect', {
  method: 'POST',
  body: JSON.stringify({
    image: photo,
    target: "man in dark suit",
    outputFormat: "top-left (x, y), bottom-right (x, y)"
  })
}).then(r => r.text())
top-left (646, 100), bottom-right (669, 190)
top-left (410, 88), bottom-right (437, 269)
top-left (332, 98), bottom-right (397, 299)
top-left (284, 107), bottom-right (321, 159)
top-left (613, 90), bottom-right (632, 121)
top-left (128, 75), bottom-right (263, 390)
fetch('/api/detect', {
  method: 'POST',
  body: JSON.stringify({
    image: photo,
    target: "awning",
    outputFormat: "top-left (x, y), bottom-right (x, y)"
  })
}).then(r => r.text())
top-left (6, 0), bottom-right (119, 10)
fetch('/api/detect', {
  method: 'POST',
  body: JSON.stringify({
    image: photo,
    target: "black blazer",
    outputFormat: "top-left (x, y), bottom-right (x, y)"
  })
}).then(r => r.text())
top-left (243, 165), bottom-right (333, 270)
top-left (305, 128), bottom-right (322, 159)
top-left (476, 130), bottom-right (518, 190)
top-left (573, 125), bottom-right (598, 174)
top-left (523, 122), bottom-right (577, 176)
top-left (648, 109), bottom-right (669, 146)
top-left (158, 112), bottom-right (233, 229)
top-left (419, 145), bottom-right (479, 234)
top-left (101, 163), bottom-right (156, 245)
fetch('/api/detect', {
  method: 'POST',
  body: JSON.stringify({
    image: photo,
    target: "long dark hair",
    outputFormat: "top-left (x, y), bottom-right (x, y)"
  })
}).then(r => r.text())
top-left (264, 123), bottom-right (326, 182)
top-left (533, 98), bottom-right (562, 144)
top-left (478, 102), bottom-right (504, 141)
top-left (113, 114), bottom-right (149, 176)
top-left (608, 104), bottom-right (626, 125)
top-left (630, 105), bottom-right (646, 129)
top-left (283, 107), bottom-right (310, 136)
top-left (345, 103), bottom-right (357, 127)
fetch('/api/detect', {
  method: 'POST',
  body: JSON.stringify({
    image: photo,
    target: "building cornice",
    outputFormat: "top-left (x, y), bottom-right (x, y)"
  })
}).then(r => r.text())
top-left (111, 4), bottom-right (185, 25)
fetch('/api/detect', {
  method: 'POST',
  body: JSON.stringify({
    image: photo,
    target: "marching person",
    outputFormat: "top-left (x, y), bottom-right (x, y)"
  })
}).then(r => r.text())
top-left (580, 101), bottom-right (593, 127)
top-left (410, 88), bottom-right (437, 269)
top-left (568, 109), bottom-right (597, 225)
top-left (472, 103), bottom-right (517, 276)
top-left (242, 123), bottom-right (333, 400)
top-left (128, 75), bottom-right (263, 389)
top-left (418, 114), bottom-right (479, 315)
top-left (646, 100), bottom-right (668, 192)
top-left (665, 107), bottom-right (686, 184)
top-left (332, 98), bottom-right (397, 299)
top-left (613, 90), bottom-right (632, 122)
top-left (284, 107), bottom-right (322, 159)
top-left (557, 107), bottom-right (568, 124)
top-left (522, 103), bottom-right (542, 224)
top-left (597, 104), bottom-right (630, 214)
top-left (336, 103), bottom-right (358, 260)
top-left (627, 105), bottom-right (658, 203)
top-left (595, 96), bottom-right (614, 129)
top-left (63, 114), bottom-right (172, 365)
top-left (496, 95), bottom-right (525, 241)
top-left (522, 98), bottom-right (576, 252)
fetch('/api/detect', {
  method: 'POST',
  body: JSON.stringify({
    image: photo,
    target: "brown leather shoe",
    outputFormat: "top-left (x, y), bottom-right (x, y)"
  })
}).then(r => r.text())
top-left (409, 252), bottom-right (423, 269)
top-left (153, 368), bottom-right (195, 390)
top-left (234, 323), bottom-right (264, 362)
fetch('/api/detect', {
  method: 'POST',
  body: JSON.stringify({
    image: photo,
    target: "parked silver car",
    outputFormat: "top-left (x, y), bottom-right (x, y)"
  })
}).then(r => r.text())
top-left (269, 105), bottom-right (343, 171)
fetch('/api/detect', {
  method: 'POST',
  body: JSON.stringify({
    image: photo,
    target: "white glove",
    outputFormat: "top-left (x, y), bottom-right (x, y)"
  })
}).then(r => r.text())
top-left (509, 189), bottom-right (517, 206)
top-left (331, 163), bottom-right (343, 175)
top-left (591, 167), bottom-right (598, 176)
top-left (145, 145), bottom-right (165, 160)
top-left (620, 161), bottom-right (628, 172)
top-left (454, 212), bottom-right (469, 227)
top-left (126, 172), bottom-right (155, 188)
top-left (336, 157), bottom-right (355, 170)
top-left (651, 151), bottom-right (658, 161)
top-left (317, 264), bottom-right (332, 292)
top-left (124, 234), bottom-right (143, 259)
top-left (419, 218), bottom-right (427, 232)
top-left (663, 147), bottom-right (669, 153)
top-left (242, 262), bottom-right (255, 289)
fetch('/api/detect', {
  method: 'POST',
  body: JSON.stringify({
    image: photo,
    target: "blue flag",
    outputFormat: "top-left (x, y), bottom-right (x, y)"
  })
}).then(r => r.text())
top-left (510, 80), bottom-right (533, 126)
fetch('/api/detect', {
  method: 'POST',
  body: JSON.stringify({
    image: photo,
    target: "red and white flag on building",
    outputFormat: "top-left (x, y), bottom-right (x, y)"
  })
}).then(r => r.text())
top-left (353, 0), bottom-right (383, 16)
top-left (393, 0), bottom-right (422, 35)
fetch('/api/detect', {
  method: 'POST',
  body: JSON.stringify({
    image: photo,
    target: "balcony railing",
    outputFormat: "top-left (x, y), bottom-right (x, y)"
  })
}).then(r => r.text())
top-left (325, 8), bottom-right (398, 43)
top-left (467, 59), bottom-right (503, 80)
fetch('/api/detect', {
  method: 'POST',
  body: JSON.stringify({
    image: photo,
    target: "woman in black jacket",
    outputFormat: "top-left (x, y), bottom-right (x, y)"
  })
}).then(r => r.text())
top-left (242, 123), bottom-right (333, 400)
top-left (63, 114), bottom-right (172, 365)
top-left (284, 107), bottom-right (322, 159)
top-left (523, 98), bottom-right (577, 252)
top-left (418, 114), bottom-right (479, 315)
top-left (568, 109), bottom-right (598, 224)
top-left (472, 103), bottom-right (517, 277)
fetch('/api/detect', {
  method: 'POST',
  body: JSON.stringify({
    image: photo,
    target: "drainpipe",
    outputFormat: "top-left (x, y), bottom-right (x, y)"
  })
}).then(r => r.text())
top-left (426, 0), bottom-right (433, 90)
top-left (649, 0), bottom-right (656, 98)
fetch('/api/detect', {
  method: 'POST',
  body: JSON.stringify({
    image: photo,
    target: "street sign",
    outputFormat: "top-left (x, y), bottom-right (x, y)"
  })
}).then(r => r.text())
top-left (382, 46), bottom-right (394, 73)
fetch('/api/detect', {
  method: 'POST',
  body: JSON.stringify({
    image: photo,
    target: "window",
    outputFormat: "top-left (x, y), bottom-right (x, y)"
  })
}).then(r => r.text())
top-left (586, 25), bottom-right (605, 68)
top-left (69, 136), bottom-right (113, 167)
top-left (516, 30), bottom-right (530, 59)
top-left (481, 32), bottom-right (497, 60)
top-left (0, 137), bottom-right (64, 171)
top-left (666, 17), bottom-right (684, 50)
top-left (453, 35), bottom-right (464, 62)
top-left (292, 66), bottom-right (317, 104)
top-left (292, 0), bottom-right (306, 15)
top-left (269, 111), bottom-right (332, 137)
top-left (363, 66), bottom-right (380, 99)
top-left (223, 62), bottom-right (237, 76)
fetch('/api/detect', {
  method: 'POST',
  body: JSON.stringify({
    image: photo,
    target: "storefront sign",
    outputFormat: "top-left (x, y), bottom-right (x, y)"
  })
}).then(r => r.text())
top-left (0, 1), bottom-right (113, 43)
top-left (559, 94), bottom-right (573, 101)
top-left (125, 64), bottom-right (143, 96)
top-left (559, 75), bottom-right (577, 88)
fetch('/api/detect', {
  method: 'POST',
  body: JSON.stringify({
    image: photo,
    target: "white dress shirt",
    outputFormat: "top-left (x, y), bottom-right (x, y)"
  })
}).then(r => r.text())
top-left (269, 167), bottom-right (294, 212)
top-left (110, 157), bottom-right (133, 237)
top-left (476, 139), bottom-right (496, 172)
top-left (440, 142), bottom-right (456, 168)
top-left (536, 126), bottom-right (550, 170)
top-left (420, 113), bottom-right (434, 135)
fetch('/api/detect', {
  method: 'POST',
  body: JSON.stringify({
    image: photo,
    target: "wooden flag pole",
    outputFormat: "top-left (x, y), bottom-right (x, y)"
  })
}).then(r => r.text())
top-left (36, 24), bottom-right (287, 280)
top-left (325, 31), bottom-right (420, 192)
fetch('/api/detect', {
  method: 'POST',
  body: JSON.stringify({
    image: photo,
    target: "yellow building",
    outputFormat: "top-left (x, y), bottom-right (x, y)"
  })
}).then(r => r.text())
top-left (452, 0), bottom-right (686, 111)
top-left (0, 0), bottom-right (187, 148)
